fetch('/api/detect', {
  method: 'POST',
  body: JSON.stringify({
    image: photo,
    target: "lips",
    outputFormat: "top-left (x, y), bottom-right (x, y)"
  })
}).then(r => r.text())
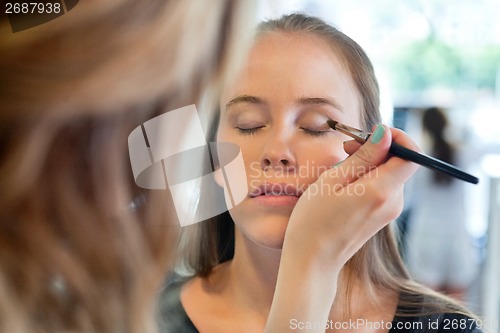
top-left (250, 183), bottom-right (302, 198)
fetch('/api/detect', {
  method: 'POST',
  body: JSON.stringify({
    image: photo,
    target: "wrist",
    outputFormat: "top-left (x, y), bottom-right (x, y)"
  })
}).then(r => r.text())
top-left (281, 228), bottom-right (345, 279)
top-left (266, 243), bottom-right (340, 333)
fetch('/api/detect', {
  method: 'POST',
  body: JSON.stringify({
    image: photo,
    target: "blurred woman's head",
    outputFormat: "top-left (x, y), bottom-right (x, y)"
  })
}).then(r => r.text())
top-left (421, 106), bottom-right (455, 184)
top-left (422, 107), bottom-right (448, 138)
top-left (0, 1), bottom-right (255, 332)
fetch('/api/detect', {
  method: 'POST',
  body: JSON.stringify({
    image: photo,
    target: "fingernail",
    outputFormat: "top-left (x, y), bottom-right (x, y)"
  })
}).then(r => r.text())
top-left (371, 124), bottom-right (384, 144)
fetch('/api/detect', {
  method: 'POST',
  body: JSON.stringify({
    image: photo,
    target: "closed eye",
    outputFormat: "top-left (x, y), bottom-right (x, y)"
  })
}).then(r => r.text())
top-left (300, 128), bottom-right (330, 137)
top-left (236, 126), bottom-right (265, 135)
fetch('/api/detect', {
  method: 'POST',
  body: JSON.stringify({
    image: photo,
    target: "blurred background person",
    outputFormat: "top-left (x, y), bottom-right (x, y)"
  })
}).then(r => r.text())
top-left (405, 107), bottom-right (480, 302)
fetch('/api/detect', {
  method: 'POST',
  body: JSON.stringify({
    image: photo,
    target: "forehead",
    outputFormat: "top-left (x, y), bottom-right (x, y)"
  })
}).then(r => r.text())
top-left (221, 31), bottom-right (360, 112)
top-left (251, 31), bottom-right (343, 68)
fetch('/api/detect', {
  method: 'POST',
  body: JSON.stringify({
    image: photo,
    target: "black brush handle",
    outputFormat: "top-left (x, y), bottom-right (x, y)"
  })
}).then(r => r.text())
top-left (389, 142), bottom-right (479, 184)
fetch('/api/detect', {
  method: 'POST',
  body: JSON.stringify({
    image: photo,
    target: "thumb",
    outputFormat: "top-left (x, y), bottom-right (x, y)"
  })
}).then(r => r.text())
top-left (325, 124), bottom-right (392, 184)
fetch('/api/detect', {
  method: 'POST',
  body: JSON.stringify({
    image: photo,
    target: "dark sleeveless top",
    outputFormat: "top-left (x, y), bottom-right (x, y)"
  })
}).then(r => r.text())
top-left (157, 278), bottom-right (483, 333)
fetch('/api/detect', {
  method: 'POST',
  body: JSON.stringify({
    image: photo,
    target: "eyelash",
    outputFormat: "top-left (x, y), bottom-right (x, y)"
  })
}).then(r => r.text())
top-left (236, 126), bottom-right (265, 135)
top-left (236, 126), bottom-right (330, 137)
top-left (300, 128), bottom-right (330, 137)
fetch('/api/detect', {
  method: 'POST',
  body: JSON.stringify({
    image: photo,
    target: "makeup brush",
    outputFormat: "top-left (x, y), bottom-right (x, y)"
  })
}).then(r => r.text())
top-left (327, 120), bottom-right (479, 184)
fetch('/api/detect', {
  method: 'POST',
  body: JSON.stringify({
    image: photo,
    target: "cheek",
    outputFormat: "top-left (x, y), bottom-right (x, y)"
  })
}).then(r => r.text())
top-left (215, 122), bottom-right (229, 142)
top-left (298, 138), bottom-right (347, 161)
top-left (241, 145), bottom-right (264, 179)
top-left (295, 142), bottom-right (348, 178)
top-left (216, 130), bottom-right (263, 176)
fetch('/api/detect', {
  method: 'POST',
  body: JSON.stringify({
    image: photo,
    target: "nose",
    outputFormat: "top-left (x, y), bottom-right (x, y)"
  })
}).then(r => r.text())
top-left (260, 132), bottom-right (296, 171)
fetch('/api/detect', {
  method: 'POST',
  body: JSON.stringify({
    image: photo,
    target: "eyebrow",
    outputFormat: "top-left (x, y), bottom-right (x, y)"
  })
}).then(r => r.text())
top-left (224, 95), bottom-right (343, 112)
top-left (297, 97), bottom-right (344, 113)
top-left (225, 95), bottom-right (265, 110)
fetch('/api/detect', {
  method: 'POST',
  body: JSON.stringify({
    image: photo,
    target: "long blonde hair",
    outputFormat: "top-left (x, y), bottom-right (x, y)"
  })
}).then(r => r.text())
top-left (0, 1), bottom-right (255, 332)
top-left (177, 13), bottom-right (474, 319)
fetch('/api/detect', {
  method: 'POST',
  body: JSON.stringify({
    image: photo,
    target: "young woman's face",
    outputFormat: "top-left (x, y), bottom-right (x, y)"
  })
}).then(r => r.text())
top-left (218, 32), bottom-right (362, 249)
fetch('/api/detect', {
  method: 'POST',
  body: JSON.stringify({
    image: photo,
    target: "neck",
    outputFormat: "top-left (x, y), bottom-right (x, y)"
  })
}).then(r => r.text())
top-left (222, 230), bottom-right (398, 327)
top-left (227, 230), bottom-right (282, 315)
top-left (226, 229), bottom-right (352, 317)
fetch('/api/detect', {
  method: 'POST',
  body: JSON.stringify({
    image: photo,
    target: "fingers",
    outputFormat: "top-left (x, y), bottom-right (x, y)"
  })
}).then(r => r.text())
top-left (337, 125), bottom-right (421, 186)
top-left (343, 140), bottom-right (362, 155)
top-left (323, 124), bottom-right (392, 185)
top-left (372, 127), bottom-right (421, 185)
top-left (287, 125), bottom-right (422, 272)
top-left (343, 126), bottom-right (421, 155)
top-left (390, 127), bottom-right (422, 153)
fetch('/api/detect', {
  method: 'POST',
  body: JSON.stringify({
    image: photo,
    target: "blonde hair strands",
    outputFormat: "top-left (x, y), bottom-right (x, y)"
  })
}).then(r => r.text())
top-left (0, 1), bottom-right (256, 332)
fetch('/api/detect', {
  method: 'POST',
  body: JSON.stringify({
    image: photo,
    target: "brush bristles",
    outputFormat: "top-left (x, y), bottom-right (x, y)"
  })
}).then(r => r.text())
top-left (327, 119), bottom-right (338, 130)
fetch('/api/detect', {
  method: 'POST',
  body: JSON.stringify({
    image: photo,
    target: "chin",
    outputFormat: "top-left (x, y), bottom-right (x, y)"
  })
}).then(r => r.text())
top-left (233, 214), bottom-right (290, 250)
top-left (249, 232), bottom-right (286, 250)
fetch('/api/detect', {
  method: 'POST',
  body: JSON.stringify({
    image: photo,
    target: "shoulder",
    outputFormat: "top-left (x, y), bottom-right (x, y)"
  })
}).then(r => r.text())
top-left (392, 311), bottom-right (483, 333)
top-left (157, 274), bottom-right (199, 333)
top-left (433, 312), bottom-right (484, 333)
top-left (391, 291), bottom-right (484, 333)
